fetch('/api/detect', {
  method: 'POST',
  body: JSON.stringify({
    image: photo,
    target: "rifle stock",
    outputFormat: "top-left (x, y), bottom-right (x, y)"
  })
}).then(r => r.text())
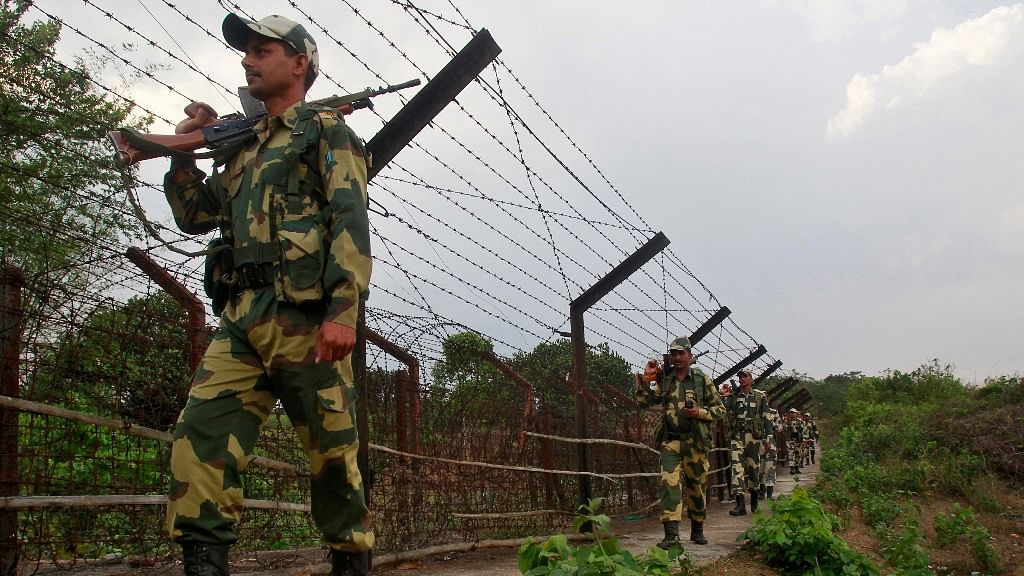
top-left (108, 79), bottom-right (421, 168)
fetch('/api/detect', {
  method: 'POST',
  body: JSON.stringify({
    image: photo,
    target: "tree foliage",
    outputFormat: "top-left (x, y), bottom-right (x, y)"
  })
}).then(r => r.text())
top-left (30, 292), bottom-right (193, 429)
top-left (0, 0), bottom-right (153, 336)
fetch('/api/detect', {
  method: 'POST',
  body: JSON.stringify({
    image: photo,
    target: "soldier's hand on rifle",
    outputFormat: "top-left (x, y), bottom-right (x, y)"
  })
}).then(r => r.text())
top-left (175, 102), bottom-right (220, 134)
top-left (315, 321), bottom-right (356, 363)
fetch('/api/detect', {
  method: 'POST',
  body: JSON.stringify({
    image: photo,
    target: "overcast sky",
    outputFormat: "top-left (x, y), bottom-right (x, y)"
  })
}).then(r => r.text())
top-left (33, 0), bottom-right (1024, 383)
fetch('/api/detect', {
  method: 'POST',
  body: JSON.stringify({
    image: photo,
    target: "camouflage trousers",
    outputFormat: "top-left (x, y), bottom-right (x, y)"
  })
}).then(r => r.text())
top-left (659, 438), bottom-right (709, 522)
top-left (166, 288), bottom-right (374, 551)
top-left (729, 432), bottom-right (762, 495)
top-left (786, 439), bottom-right (801, 468)
top-left (759, 440), bottom-right (776, 487)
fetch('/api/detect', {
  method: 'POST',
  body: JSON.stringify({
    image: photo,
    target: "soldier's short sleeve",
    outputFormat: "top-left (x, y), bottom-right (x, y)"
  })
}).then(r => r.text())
top-left (318, 114), bottom-right (371, 328)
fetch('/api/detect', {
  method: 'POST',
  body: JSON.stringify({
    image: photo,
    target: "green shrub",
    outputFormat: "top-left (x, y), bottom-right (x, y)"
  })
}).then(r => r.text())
top-left (933, 503), bottom-right (1001, 573)
top-left (879, 519), bottom-right (933, 575)
top-left (740, 487), bottom-right (880, 576)
top-left (517, 499), bottom-right (694, 576)
top-left (860, 493), bottom-right (903, 528)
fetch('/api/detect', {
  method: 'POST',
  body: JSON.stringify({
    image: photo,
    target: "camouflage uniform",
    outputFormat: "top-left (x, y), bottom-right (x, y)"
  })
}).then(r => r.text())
top-left (636, 366), bottom-right (724, 523)
top-left (726, 387), bottom-right (768, 496)
top-left (163, 96), bottom-right (374, 552)
top-left (805, 413), bottom-right (818, 464)
top-left (785, 414), bottom-right (806, 472)
top-left (759, 408), bottom-right (780, 491)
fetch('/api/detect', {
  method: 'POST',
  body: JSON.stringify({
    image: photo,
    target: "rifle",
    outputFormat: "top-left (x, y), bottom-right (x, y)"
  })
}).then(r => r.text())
top-left (108, 79), bottom-right (421, 167)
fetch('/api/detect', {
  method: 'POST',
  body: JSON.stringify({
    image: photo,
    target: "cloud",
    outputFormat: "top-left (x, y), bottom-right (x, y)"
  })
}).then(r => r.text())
top-left (827, 3), bottom-right (1024, 138)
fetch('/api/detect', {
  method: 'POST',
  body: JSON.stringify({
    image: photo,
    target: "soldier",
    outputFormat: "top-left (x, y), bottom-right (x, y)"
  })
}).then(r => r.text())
top-left (636, 337), bottom-right (724, 548)
top-left (725, 368), bottom-right (768, 516)
top-left (759, 407), bottom-right (780, 500)
top-left (162, 13), bottom-right (373, 576)
top-left (804, 412), bottom-right (818, 464)
top-left (785, 408), bottom-right (806, 474)
top-left (717, 381), bottom-right (735, 504)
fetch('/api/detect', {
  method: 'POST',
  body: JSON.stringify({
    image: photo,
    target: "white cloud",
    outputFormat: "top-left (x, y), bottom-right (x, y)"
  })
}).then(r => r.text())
top-left (827, 3), bottom-right (1024, 138)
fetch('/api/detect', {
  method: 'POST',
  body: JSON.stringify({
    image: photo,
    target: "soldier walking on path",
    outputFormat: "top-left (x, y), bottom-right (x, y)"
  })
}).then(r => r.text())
top-left (759, 407), bottom-right (780, 500)
top-left (786, 409), bottom-right (806, 474)
top-left (724, 369), bottom-right (768, 516)
top-left (636, 337), bottom-right (724, 548)
top-left (805, 412), bottom-right (819, 464)
top-left (161, 12), bottom-right (373, 576)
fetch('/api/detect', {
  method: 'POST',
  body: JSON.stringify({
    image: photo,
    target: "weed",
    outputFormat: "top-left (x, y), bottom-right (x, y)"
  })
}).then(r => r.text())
top-left (933, 503), bottom-right (1001, 574)
top-left (740, 486), bottom-right (880, 575)
top-left (879, 519), bottom-right (933, 575)
top-left (517, 498), bottom-right (695, 576)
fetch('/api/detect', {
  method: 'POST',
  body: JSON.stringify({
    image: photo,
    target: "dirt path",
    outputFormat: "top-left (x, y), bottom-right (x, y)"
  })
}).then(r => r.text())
top-left (378, 461), bottom-right (819, 575)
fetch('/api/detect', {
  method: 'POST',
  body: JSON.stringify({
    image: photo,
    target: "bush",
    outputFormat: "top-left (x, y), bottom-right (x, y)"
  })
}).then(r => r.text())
top-left (860, 493), bottom-right (903, 529)
top-left (879, 519), bottom-right (933, 576)
top-left (933, 504), bottom-right (1001, 573)
top-left (517, 499), bottom-right (694, 576)
top-left (740, 487), bottom-right (880, 575)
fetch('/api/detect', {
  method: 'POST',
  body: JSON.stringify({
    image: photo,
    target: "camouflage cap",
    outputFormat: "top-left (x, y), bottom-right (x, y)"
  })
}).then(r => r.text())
top-left (223, 13), bottom-right (319, 79)
top-left (667, 336), bottom-right (691, 352)
top-left (737, 368), bottom-right (753, 377)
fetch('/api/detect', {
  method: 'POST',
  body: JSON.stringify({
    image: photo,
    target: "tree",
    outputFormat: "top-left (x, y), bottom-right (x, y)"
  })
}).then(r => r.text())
top-left (0, 0), bottom-right (153, 344)
top-left (29, 292), bottom-right (193, 429)
top-left (511, 339), bottom-right (633, 420)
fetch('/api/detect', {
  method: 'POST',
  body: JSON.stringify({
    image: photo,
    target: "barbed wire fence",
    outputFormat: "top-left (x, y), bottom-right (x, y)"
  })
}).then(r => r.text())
top-left (0, 0), bottom-right (804, 572)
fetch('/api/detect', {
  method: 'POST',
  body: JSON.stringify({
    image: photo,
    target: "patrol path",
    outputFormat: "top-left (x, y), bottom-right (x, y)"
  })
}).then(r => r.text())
top-left (375, 461), bottom-right (819, 576)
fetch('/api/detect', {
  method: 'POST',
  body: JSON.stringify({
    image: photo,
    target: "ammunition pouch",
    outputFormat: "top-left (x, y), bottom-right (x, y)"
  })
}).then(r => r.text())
top-left (203, 237), bottom-right (233, 317)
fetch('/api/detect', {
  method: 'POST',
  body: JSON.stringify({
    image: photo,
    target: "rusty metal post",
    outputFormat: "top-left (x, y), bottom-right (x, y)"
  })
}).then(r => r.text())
top-left (570, 232), bottom-right (670, 521)
top-left (354, 304), bottom-right (372, 508)
top-left (713, 344), bottom-right (767, 385)
top-left (767, 377), bottom-right (798, 405)
top-left (754, 360), bottom-right (783, 386)
top-left (1, 267), bottom-right (24, 575)
top-left (365, 329), bottom-right (420, 454)
top-left (688, 307), bottom-right (731, 347)
top-left (125, 248), bottom-right (206, 373)
top-left (394, 369), bottom-right (408, 454)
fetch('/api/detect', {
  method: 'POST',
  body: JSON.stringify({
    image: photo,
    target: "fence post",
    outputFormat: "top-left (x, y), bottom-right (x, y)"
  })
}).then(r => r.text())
top-left (1, 266), bottom-right (25, 575)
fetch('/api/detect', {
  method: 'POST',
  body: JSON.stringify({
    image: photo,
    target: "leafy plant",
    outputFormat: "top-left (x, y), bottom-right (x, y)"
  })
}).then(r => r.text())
top-left (517, 498), bottom-right (694, 575)
top-left (740, 487), bottom-right (880, 576)
top-left (933, 504), bottom-right (1001, 573)
top-left (879, 519), bottom-right (933, 576)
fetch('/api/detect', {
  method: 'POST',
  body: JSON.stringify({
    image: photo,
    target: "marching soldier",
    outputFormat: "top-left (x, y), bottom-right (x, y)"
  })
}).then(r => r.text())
top-left (785, 409), bottom-right (806, 474)
top-left (805, 412), bottom-right (819, 464)
top-left (162, 12), bottom-right (373, 575)
top-left (725, 368), bottom-right (768, 516)
top-left (636, 337), bottom-right (724, 547)
top-left (759, 406), bottom-right (780, 500)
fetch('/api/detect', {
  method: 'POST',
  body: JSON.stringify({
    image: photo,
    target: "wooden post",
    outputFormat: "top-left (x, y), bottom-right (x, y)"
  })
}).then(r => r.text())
top-left (1, 266), bottom-right (24, 575)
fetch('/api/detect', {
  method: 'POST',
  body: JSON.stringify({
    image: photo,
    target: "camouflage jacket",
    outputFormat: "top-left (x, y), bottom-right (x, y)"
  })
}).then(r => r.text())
top-left (765, 408), bottom-right (780, 442)
top-left (164, 100), bottom-right (371, 328)
top-left (786, 418), bottom-right (806, 441)
top-left (726, 388), bottom-right (768, 439)
top-left (636, 366), bottom-right (724, 447)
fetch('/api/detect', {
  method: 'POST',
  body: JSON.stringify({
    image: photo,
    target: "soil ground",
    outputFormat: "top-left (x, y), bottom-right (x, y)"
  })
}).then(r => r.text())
top-left (373, 463), bottom-right (818, 576)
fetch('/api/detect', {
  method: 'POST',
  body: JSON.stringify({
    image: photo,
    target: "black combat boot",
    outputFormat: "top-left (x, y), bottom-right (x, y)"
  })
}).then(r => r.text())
top-left (656, 521), bottom-right (680, 550)
top-left (794, 465), bottom-right (802, 474)
top-left (811, 452), bottom-right (815, 464)
top-left (758, 483), bottom-right (766, 500)
top-left (690, 519), bottom-right (707, 545)
top-left (330, 549), bottom-right (370, 575)
top-left (728, 493), bottom-right (746, 516)
top-left (181, 543), bottom-right (230, 576)
top-left (749, 489), bottom-right (759, 513)
top-left (766, 485), bottom-right (774, 500)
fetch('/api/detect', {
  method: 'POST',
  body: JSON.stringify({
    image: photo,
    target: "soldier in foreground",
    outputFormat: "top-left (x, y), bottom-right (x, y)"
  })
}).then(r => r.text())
top-left (725, 368), bottom-right (768, 516)
top-left (636, 337), bottom-right (724, 548)
top-left (162, 13), bottom-right (373, 576)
